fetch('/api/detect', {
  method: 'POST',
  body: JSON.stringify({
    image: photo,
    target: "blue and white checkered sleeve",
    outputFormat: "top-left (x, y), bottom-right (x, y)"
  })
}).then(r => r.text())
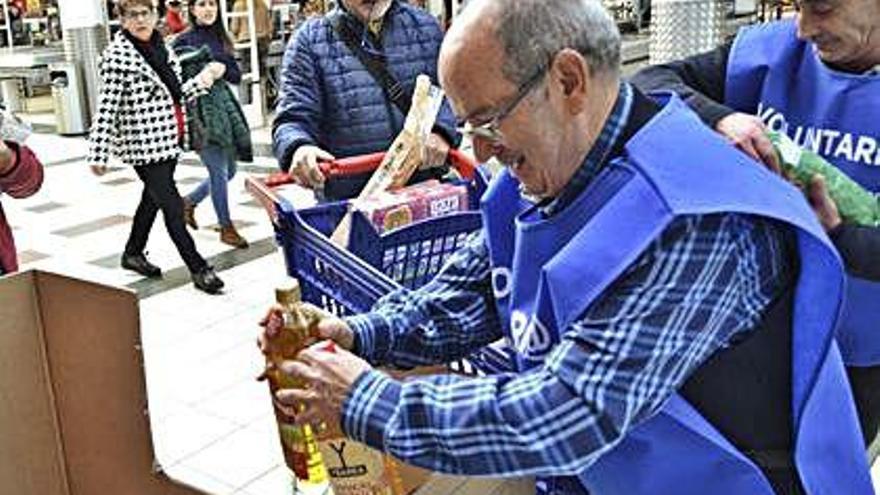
top-left (345, 232), bottom-right (505, 368)
top-left (341, 214), bottom-right (791, 477)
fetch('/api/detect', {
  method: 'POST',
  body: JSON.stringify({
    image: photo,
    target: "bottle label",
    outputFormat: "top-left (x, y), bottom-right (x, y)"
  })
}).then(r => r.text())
top-left (279, 423), bottom-right (311, 480)
top-left (318, 439), bottom-right (394, 495)
top-left (304, 425), bottom-right (330, 483)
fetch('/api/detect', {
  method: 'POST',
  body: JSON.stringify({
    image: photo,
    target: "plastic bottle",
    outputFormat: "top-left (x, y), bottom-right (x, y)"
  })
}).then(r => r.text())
top-left (267, 278), bottom-right (406, 495)
top-left (266, 278), bottom-right (330, 494)
top-left (769, 131), bottom-right (880, 227)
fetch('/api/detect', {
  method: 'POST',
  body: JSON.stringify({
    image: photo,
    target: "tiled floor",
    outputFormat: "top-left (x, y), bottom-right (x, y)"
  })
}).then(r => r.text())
top-left (7, 117), bottom-right (880, 494)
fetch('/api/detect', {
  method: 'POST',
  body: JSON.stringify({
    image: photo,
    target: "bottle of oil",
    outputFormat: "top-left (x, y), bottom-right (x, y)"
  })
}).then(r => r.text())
top-left (268, 278), bottom-right (407, 495)
top-left (266, 278), bottom-right (330, 494)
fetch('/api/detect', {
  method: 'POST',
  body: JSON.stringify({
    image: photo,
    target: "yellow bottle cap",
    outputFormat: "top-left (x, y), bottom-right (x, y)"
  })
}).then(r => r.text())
top-left (275, 277), bottom-right (302, 305)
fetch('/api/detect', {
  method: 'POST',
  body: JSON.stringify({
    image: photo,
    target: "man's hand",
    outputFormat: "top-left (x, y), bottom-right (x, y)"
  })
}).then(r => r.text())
top-left (275, 341), bottom-right (375, 429)
top-left (715, 113), bottom-right (781, 174)
top-left (258, 303), bottom-right (355, 357)
top-left (806, 174), bottom-right (842, 232)
top-left (90, 164), bottom-right (109, 176)
top-left (290, 145), bottom-right (334, 189)
top-left (421, 132), bottom-right (450, 170)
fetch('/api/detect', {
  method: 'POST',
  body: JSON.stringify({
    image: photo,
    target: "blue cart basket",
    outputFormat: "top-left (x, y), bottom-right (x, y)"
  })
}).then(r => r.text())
top-left (247, 152), bottom-right (486, 316)
top-left (246, 153), bottom-right (515, 374)
top-left (245, 153), bottom-right (513, 374)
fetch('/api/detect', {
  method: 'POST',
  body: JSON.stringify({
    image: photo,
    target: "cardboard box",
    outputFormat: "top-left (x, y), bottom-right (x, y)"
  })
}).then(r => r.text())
top-left (0, 270), bottom-right (533, 495)
top-left (356, 180), bottom-right (470, 234)
top-left (0, 270), bottom-right (207, 495)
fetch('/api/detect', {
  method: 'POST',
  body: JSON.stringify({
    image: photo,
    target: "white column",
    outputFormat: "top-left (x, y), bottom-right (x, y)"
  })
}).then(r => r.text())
top-left (58, 0), bottom-right (105, 30)
top-left (57, 0), bottom-right (108, 122)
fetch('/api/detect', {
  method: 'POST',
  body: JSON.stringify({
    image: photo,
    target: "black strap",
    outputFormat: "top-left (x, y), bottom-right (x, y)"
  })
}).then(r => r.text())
top-left (330, 13), bottom-right (412, 115)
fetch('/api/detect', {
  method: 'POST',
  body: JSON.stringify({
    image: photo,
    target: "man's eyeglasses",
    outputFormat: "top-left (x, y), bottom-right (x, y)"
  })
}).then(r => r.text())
top-left (457, 66), bottom-right (547, 143)
top-left (122, 9), bottom-right (156, 21)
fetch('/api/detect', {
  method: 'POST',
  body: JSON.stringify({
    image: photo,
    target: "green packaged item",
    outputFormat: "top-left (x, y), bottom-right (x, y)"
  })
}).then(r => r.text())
top-left (768, 131), bottom-right (880, 227)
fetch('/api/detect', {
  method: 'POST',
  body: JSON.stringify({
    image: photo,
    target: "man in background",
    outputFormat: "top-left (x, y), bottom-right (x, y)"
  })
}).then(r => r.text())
top-left (272, 0), bottom-right (458, 200)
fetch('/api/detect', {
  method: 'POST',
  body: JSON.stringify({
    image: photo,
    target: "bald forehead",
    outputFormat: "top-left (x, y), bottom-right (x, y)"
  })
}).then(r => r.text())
top-left (440, 0), bottom-right (502, 72)
top-left (438, 2), bottom-right (518, 118)
top-left (445, 0), bottom-right (498, 46)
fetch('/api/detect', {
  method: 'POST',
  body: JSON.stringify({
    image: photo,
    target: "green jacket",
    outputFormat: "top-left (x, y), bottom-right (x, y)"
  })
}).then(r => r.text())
top-left (177, 46), bottom-right (253, 162)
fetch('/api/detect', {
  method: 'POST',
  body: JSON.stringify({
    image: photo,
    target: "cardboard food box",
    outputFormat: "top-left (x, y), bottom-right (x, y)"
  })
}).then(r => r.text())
top-left (356, 180), bottom-right (470, 234)
top-left (0, 270), bottom-right (533, 495)
top-left (0, 270), bottom-right (208, 495)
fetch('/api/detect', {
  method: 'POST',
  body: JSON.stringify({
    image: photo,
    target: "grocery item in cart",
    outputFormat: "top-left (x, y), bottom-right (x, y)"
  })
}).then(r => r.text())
top-left (330, 74), bottom-right (444, 245)
top-left (356, 180), bottom-right (470, 234)
top-left (769, 131), bottom-right (880, 227)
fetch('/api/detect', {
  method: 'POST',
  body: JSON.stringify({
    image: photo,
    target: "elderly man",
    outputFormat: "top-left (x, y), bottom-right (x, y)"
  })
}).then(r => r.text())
top-left (263, 0), bottom-right (871, 493)
top-left (272, 0), bottom-right (459, 200)
top-left (632, 0), bottom-right (880, 448)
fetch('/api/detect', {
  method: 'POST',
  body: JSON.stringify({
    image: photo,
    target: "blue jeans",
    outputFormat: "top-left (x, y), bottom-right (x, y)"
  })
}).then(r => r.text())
top-left (186, 145), bottom-right (237, 227)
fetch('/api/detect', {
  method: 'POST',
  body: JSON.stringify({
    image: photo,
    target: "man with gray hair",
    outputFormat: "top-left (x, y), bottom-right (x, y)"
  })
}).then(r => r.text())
top-left (261, 0), bottom-right (871, 493)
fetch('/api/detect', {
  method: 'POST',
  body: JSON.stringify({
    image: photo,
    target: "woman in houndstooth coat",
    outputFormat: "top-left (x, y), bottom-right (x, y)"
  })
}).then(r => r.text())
top-left (88, 0), bottom-right (226, 294)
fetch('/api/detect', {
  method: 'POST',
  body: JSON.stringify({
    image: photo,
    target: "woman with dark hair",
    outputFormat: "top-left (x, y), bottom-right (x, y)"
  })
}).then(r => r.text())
top-left (89, 0), bottom-right (226, 294)
top-left (173, 0), bottom-right (250, 248)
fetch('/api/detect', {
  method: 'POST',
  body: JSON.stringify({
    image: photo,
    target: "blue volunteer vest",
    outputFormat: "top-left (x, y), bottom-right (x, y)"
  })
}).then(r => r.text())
top-left (480, 96), bottom-right (871, 494)
top-left (726, 19), bottom-right (880, 365)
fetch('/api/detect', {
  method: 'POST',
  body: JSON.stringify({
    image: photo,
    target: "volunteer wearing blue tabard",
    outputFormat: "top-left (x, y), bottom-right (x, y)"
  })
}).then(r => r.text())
top-left (632, 0), bottom-right (880, 448)
top-left (260, 1), bottom-right (872, 494)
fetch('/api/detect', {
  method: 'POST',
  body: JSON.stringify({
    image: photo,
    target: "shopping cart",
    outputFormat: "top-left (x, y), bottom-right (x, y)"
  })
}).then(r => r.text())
top-left (247, 149), bottom-right (486, 316)
top-left (248, 150), bottom-right (516, 374)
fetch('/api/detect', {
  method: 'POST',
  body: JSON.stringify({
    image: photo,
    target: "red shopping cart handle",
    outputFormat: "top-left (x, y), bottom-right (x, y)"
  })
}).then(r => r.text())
top-left (318, 152), bottom-right (386, 179)
top-left (318, 149), bottom-right (477, 181)
top-left (264, 149), bottom-right (477, 187)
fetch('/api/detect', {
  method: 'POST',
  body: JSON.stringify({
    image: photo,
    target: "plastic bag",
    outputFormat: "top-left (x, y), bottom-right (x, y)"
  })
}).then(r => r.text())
top-left (0, 109), bottom-right (32, 143)
top-left (769, 131), bottom-right (880, 227)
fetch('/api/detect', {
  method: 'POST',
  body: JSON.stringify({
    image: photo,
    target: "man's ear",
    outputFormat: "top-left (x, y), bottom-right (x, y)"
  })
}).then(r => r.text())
top-left (551, 48), bottom-right (590, 114)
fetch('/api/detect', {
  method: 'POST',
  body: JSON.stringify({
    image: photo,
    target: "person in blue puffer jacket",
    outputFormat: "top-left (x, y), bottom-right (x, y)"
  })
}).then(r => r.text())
top-left (272, 0), bottom-right (460, 200)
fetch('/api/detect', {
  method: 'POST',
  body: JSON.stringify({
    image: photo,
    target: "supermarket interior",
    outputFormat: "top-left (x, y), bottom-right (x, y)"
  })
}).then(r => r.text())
top-left (2, 0), bottom-right (880, 494)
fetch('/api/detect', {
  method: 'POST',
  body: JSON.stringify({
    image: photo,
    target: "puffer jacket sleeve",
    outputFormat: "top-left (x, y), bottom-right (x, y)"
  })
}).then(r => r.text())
top-left (272, 20), bottom-right (325, 172)
top-left (214, 49), bottom-right (242, 85)
top-left (88, 52), bottom-right (125, 167)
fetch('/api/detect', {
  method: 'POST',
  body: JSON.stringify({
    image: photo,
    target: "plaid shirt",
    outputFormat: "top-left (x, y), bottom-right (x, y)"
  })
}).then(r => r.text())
top-left (342, 83), bottom-right (793, 481)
